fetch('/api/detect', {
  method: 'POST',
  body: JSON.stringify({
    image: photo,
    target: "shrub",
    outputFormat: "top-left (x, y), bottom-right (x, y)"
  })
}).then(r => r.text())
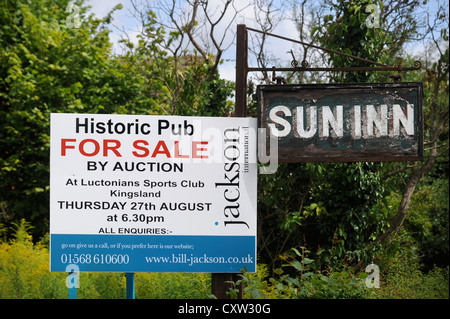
top-left (235, 248), bottom-right (375, 299)
top-left (136, 272), bottom-right (212, 299)
top-left (376, 263), bottom-right (449, 299)
top-left (0, 219), bottom-right (66, 298)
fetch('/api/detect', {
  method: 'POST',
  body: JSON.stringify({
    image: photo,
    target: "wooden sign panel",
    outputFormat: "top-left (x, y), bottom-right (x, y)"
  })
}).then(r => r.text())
top-left (258, 82), bottom-right (423, 163)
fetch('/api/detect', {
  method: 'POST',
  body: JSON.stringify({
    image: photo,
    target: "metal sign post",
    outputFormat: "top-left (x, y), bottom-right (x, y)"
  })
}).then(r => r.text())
top-left (126, 273), bottom-right (135, 299)
top-left (66, 272), bottom-right (135, 299)
top-left (210, 25), bottom-right (249, 300)
top-left (235, 24), bottom-right (248, 117)
top-left (68, 274), bottom-right (77, 299)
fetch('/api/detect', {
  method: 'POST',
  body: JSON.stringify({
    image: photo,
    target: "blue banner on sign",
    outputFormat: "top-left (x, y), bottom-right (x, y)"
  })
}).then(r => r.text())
top-left (51, 234), bottom-right (256, 273)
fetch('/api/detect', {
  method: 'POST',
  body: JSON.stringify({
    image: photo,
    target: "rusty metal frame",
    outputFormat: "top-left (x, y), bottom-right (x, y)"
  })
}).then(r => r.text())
top-left (235, 24), bottom-right (422, 117)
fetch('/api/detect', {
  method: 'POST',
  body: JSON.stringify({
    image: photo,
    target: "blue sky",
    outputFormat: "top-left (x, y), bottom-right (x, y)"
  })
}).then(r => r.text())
top-left (86, 0), bottom-right (338, 81)
top-left (84, 0), bottom-right (298, 81)
top-left (85, 0), bottom-right (447, 81)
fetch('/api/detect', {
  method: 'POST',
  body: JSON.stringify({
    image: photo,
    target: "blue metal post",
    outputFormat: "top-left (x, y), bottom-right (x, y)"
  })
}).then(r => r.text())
top-left (126, 273), bottom-right (135, 299)
top-left (68, 273), bottom-right (78, 299)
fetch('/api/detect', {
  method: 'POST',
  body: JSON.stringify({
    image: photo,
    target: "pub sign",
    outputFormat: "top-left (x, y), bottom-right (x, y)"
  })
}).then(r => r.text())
top-left (258, 82), bottom-right (423, 162)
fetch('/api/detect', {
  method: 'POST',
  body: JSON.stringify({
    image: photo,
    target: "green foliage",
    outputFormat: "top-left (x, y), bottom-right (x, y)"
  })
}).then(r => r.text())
top-left (136, 272), bottom-right (212, 299)
top-left (0, 219), bottom-right (66, 298)
top-left (0, 1), bottom-right (234, 238)
top-left (235, 248), bottom-right (373, 299)
top-left (0, 0), bottom-right (447, 300)
top-left (233, 248), bottom-right (449, 299)
top-left (372, 175), bottom-right (449, 273)
top-left (237, 264), bottom-right (279, 299)
top-left (314, 0), bottom-right (382, 82)
top-left (403, 178), bottom-right (449, 269)
top-left (281, 247), bottom-right (373, 299)
top-left (257, 162), bottom-right (389, 271)
top-left (314, 0), bottom-right (423, 83)
top-left (0, 0), bottom-right (136, 236)
top-left (10, 218), bottom-right (33, 243)
top-left (119, 10), bottom-right (234, 117)
top-left (377, 262), bottom-right (449, 299)
top-left (1, 220), bottom-right (447, 299)
top-left (256, 0), bottom-right (448, 282)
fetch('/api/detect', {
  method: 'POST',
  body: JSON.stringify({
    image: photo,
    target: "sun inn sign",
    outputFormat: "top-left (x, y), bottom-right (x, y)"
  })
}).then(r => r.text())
top-left (258, 82), bottom-right (423, 163)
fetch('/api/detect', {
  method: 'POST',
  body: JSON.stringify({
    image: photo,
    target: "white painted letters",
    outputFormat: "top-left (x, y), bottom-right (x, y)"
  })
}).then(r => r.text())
top-left (295, 106), bottom-right (317, 138)
top-left (365, 104), bottom-right (388, 137)
top-left (321, 105), bottom-right (343, 138)
top-left (268, 104), bottom-right (415, 139)
top-left (393, 104), bottom-right (414, 137)
top-left (268, 105), bottom-right (291, 137)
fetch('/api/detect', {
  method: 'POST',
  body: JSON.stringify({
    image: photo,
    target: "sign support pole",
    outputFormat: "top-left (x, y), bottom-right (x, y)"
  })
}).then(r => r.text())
top-left (68, 273), bottom-right (77, 299)
top-left (235, 24), bottom-right (248, 117)
top-left (126, 273), bottom-right (135, 299)
top-left (210, 24), bottom-right (249, 300)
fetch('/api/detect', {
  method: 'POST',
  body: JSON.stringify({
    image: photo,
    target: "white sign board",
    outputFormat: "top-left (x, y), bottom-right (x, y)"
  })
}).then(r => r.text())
top-left (50, 113), bottom-right (257, 272)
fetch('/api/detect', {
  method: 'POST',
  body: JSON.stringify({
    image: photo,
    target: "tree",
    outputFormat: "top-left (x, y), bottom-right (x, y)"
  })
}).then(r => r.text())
top-left (0, 0), bottom-right (164, 237)
top-left (119, 0), bottom-right (241, 116)
top-left (377, 4), bottom-right (449, 244)
top-left (313, 0), bottom-right (426, 83)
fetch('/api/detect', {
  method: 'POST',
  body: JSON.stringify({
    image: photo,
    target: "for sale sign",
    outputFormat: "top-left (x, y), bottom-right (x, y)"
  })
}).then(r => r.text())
top-left (50, 113), bottom-right (257, 273)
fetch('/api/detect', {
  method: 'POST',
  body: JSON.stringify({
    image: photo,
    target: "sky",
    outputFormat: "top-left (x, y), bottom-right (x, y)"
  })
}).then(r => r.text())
top-left (83, 0), bottom-right (309, 81)
top-left (84, 0), bottom-right (447, 82)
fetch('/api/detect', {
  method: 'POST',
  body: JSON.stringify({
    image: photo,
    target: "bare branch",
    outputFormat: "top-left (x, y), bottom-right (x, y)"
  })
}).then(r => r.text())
top-left (184, 0), bottom-right (208, 59)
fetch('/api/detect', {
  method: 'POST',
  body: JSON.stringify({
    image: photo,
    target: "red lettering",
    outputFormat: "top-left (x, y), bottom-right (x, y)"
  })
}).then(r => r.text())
top-left (130, 140), bottom-right (209, 158)
top-left (192, 141), bottom-right (208, 158)
top-left (103, 139), bottom-right (122, 157)
top-left (132, 140), bottom-right (150, 157)
top-left (151, 141), bottom-right (171, 158)
top-left (174, 141), bottom-right (189, 158)
top-left (61, 139), bottom-right (76, 156)
top-left (79, 139), bottom-right (100, 157)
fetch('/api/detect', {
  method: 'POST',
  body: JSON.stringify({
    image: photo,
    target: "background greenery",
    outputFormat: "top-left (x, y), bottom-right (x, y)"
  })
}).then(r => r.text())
top-left (0, 0), bottom-right (448, 299)
top-left (0, 220), bottom-right (447, 299)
